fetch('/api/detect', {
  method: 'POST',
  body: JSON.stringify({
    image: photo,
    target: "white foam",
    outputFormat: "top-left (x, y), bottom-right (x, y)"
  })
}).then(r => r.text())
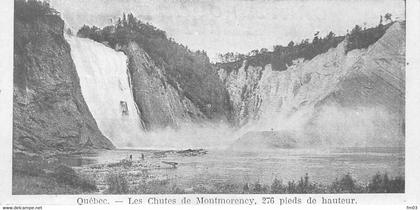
top-left (66, 36), bottom-right (144, 147)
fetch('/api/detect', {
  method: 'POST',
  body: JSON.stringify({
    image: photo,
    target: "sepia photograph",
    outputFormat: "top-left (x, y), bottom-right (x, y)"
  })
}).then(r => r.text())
top-left (3, 0), bottom-right (418, 206)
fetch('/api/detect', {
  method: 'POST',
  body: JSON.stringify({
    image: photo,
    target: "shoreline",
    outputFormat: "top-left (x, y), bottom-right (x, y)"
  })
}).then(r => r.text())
top-left (12, 148), bottom-right (404, 194)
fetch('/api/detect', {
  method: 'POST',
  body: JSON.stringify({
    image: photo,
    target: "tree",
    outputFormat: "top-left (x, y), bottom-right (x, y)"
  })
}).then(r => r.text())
top-left (287, 41), bottom-right (295, 48)
top-left (271, 178), bottom-right (283, 193)
top-left (384, 13), bottom-right (392, 22)
top-left (273, 45), bottom-right (286, 53)
top-left (122, 13), bottom-right (127, 26)
top-left (127, 13), bottom-right (136, 28)
top-left (249, 49), bottom-right (259, 56)
top-left (15, 0), bottom-right (59, 21)
top-left (116, 18), bottom-right (122, 27)
top-left (313, 31), bottom-right (320, 44)
top-left (300, 39), bottom-right (310, 46)
top-left (259, 48), bottom-right (268, 54)
top-left (217, 53), bottom-right (225, 62)
top-left (326, 31), bottom-right (335, 40)
top-left (350, 25), bottom-right (362, 35)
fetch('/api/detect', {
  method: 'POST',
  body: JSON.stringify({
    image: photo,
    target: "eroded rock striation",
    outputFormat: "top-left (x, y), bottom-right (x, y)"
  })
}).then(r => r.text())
top-left (122, 42), bottom-right (207, 130)
top-left (220, 22), bottom-right (405, 147)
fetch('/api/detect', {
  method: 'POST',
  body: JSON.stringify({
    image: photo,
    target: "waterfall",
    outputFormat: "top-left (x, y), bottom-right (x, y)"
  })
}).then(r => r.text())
top-left (66, 36), bottom-right (144, 148)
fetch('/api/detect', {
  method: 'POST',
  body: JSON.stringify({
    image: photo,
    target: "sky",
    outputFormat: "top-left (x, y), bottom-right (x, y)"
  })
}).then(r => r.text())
top-left (50, 0), bottom-right (405, 61)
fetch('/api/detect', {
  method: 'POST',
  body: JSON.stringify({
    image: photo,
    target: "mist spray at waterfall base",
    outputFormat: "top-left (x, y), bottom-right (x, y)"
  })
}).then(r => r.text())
top-left (119, 122), bottom-right (238, 150)
top-left (116, 103), bottom-right (403, 151)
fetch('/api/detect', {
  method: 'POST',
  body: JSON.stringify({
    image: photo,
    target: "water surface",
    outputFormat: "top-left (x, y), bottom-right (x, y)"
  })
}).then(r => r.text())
top-left (64, 147), bottom-right (404, 188)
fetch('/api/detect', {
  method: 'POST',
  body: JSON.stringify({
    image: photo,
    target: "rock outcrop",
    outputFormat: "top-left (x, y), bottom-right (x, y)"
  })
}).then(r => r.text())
top-left (13, 15), bottom-right (114, 152)
top-left (220, 22), bottom-right (405, 147)
top-left (218, 62), bottom-right (265, 126)
top-left (123, 42), bottom-right (207, 130)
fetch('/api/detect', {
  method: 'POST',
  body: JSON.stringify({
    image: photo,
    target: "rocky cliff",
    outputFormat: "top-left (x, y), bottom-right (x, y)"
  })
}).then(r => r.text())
top-left (219, 22), bottom-right (405, 147)
top-left (13, 14), bottom-right (114, 152)
top-left (122, 42), bottom-right (207, 130)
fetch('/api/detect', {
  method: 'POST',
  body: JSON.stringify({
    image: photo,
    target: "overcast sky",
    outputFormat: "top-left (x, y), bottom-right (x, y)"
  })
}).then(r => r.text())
top-left (51, 0), bottom-right (405, 61)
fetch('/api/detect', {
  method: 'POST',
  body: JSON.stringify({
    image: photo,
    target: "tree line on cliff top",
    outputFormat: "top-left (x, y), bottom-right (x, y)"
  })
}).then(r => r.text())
top-left (15, 0), bottom-right (397, 74)
top-left (15, 0), bottom-right (59, 21)
top-left (217, 13), bottom-right (396, 72)
top-left (77, 13), bottom-right (212, 78)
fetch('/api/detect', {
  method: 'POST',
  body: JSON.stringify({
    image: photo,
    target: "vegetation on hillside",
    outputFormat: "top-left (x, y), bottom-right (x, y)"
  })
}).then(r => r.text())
top-left (15, 0), bottom-right (59, 21)
top-left (346, 15), bottom-right (394, 52)
top-left (217, 32), bottom-right (344, 72)
top-left (217, 14), bottom-right (396, 72)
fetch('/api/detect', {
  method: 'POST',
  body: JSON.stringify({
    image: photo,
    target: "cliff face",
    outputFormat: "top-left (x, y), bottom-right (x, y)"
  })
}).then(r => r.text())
top-left (218, 61), bottom-right (265, 127)
top-left (163, 55), bottom-right (233, 124)
top-left (13, 15), bottom-right (114, 152)
top-left (220, 22), bottom-right (405, 147)
top-left (123, 42), bottom-right (207, 130)
top-left (122, 42), bottom-right (233, 130)
top-left (322, 22), bottom-right (405, 114)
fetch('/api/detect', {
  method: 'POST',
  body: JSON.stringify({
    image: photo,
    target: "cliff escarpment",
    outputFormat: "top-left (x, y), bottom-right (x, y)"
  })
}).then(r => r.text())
top-left (220, 22), bottom-right (405, 147)
top-left (13, 3), bottom-right (114, 152)
top-left (123, 42), bottom-right (206, 130)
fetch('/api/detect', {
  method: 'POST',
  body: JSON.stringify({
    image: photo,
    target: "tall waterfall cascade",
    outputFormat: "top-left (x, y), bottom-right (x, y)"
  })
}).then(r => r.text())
top-left (66, 36), bottom-right (144, 148)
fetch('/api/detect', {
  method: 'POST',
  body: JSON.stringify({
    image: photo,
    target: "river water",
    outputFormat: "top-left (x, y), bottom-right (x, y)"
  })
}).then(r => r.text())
top-left (65, 147), bottom-right (404, 188)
